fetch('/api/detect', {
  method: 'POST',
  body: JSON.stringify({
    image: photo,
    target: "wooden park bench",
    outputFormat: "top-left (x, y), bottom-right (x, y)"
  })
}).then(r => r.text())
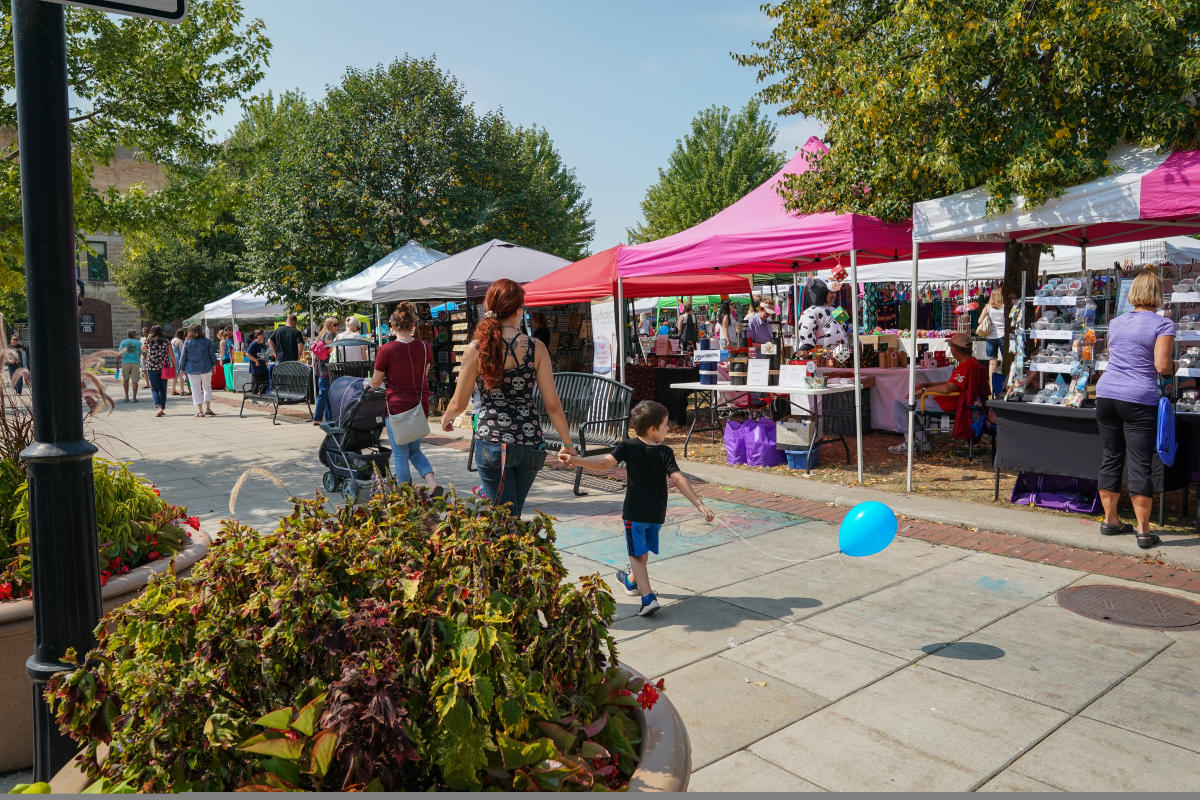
top-left (239, 360), bottom-right (312, 425)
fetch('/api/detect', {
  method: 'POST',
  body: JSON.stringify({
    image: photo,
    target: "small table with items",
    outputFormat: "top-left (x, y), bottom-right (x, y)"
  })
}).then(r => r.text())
top-left (989, 399), bottom-right (1192, 523)
top-left (670, 380), bottom-right (858, 471)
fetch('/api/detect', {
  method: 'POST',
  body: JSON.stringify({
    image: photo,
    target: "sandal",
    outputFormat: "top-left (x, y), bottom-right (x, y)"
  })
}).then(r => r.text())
top-left (195, 412), bottom-right (205, 418)
top-left (1136, 532), bottom-right (1161, 549)
top-left (205, 409), bottom-right (216, 416)
top-left (1100, 521), bottom-right (1133, 536)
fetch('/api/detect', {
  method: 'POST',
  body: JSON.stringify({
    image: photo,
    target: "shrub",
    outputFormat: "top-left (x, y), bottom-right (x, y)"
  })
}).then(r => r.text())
top-left (47, 484), bottom-right (657, 791)
top-left (0, 458), bottom-right (195, 600)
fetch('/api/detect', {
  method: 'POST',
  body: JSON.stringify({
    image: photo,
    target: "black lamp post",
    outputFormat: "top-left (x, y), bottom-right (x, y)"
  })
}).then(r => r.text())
top-left (11, 0), bottom-right (103, 781)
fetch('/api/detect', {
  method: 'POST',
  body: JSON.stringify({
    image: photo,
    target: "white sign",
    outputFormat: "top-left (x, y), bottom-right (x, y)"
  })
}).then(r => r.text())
top-left (747, 358), bottom-right (771, 386)
top-left (692, 349), bottom-right (722, 363)
top-left (778, 364), bottom-right (809, 387)
top-left (590, 295), bottom-right (616, 376)
top-left (45, 0), bottom-right (186, 22)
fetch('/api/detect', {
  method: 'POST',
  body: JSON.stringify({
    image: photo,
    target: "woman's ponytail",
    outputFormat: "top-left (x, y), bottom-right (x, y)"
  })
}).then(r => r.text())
top-left (475, 278), bottom-right (525, 391)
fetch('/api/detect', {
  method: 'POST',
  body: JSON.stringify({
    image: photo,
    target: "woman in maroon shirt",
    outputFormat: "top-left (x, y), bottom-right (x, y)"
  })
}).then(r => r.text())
top-left (368, 302), bottom-right (442, 495)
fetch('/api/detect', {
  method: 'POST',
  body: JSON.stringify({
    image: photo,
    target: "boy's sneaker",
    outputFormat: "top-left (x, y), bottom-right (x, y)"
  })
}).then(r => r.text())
top-left (637, 593), bottom-right (661, 617)
top-left (615, 567), bottom-right (640, 596)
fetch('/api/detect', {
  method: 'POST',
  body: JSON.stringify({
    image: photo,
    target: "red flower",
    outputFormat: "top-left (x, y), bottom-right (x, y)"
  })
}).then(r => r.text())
top-left (99, 573), bottom-right (109, 587)
top-left (460, 588), bottom-right (469, 600)
top-left (0, 583), bottom-right (12, 601)
top-left (147, 551), bottom-right (160, 561)
top-left (152, 488), bottom-right (160, 496)
top-left (185, 516), bottom-right (200, 531)
top-left (636, 683), bottom-right (659, 710)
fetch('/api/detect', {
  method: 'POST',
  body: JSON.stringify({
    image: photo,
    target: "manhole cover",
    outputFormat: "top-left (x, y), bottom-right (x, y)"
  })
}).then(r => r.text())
top-left (1056, 585), bottom-right (1200, 630)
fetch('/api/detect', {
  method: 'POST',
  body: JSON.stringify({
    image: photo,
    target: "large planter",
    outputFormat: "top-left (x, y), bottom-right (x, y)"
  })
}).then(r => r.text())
top-left (0, 527), bottom-right (211, 772)
top-left (50, 658), bottom-right (689, 793)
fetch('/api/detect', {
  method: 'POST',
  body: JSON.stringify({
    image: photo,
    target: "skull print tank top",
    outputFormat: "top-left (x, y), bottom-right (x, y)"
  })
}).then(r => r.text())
top-left (475, 333), bottom-right (543, 447)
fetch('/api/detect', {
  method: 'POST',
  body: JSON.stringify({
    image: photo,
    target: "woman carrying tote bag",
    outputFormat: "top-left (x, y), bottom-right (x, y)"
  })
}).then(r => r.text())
top-left (368, 302), bottom-right (442, 495)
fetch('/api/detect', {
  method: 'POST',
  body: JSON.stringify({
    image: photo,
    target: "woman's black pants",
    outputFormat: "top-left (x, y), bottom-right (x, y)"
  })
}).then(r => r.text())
top-left (1096, 397), bottom-right (1157, 498)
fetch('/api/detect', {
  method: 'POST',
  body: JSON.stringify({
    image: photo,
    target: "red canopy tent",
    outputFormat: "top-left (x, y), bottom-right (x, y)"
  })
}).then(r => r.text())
top-left (522, 246), bottom-right (751, 306)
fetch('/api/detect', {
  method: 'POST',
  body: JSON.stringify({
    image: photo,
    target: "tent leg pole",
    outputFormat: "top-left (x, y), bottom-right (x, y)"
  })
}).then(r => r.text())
top-left (907, 239), bottom-right (919, 492)
top-left (850, 251), bottom-right (863, 485)
top-left (309, 299), bottom-right (317, 410)
top-left (374, 304), bottom-right (381, 346)
top-left (616, 277), bottom-right (626, 384)
top-left (792, 270), bottom-right (800, 350)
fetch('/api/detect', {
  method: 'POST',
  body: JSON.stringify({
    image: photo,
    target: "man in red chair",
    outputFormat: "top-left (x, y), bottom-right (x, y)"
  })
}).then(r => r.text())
top-left (888, 331), bottom-right (985, 454)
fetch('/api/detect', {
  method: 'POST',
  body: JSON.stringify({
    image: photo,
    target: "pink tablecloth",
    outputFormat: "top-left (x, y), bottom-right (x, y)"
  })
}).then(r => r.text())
top-left (861, 366), bottom-right (953, 431)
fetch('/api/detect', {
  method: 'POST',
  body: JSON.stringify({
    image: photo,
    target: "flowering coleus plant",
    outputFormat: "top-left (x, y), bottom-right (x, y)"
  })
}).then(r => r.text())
top-left (0, 459), bottom-right (193, 599)
top-left (47, 484), bottom-right (663, 791)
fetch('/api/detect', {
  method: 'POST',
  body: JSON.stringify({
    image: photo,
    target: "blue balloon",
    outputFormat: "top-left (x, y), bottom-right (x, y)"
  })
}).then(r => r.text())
top-left (838, 501), bottom-right (898, 557)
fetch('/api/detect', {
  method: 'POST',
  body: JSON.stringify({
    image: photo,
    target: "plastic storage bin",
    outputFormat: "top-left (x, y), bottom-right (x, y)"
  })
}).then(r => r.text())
top-left (782, 446), bottom-right (820, 470)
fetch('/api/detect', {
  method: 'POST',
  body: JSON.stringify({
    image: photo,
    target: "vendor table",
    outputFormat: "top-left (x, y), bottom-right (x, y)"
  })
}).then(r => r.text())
top-left (990, 399), bottom-right (1192, 523)
top-left (670, 381), bottom-right (858, 471)
top-left (821, 366), bottom-right (950, 432)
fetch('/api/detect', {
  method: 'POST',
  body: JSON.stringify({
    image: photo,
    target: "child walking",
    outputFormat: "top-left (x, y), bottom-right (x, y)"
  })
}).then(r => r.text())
top-left (561, 400), bottom-right (714, 617)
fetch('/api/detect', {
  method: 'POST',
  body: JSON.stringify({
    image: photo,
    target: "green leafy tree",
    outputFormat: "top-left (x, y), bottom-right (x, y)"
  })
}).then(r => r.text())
top-left (736, 0), bottom-right (1200, 293)
top-left (237, 57), bottom-right (594, 306)
top-left (112, 215), bottom-right (244, 323)
top-left (627, 101), bottom-right (786, 243)
top-left (0, 0), bottom-right (270, 279)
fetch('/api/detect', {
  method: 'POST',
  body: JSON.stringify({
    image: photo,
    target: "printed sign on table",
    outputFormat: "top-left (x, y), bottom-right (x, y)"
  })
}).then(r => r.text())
top-left (747, 358), bottom-right (771, 386)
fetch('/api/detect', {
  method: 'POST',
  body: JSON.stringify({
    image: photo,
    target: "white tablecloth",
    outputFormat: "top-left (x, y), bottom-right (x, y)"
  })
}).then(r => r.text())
top-left (856, 366), bottom-right (953, 431)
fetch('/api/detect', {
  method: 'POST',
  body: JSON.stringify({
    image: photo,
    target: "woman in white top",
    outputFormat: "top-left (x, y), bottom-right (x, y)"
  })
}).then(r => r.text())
top-left (332, 316), bottom-right (371, 362)
top-left (977, 288), bottom-right (1007, 385)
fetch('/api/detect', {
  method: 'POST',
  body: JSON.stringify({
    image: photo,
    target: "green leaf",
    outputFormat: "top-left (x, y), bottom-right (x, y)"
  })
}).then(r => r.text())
top-left (535, 720), bottom-right (576, 752)
top-left (237, 732), bottom-right (304, 761)
top-left (496, 733), bottom-right (557, 770)
top-left (10, 783), bottom-right (51, 794)
top-left (252, 707), bottom-right (294, 731)
top-left (580, 740), bottom-right (610, 760)
top-left (307, 731), bottom-right (339, 780)
top-left (291, 693), bottom-right (325, 737)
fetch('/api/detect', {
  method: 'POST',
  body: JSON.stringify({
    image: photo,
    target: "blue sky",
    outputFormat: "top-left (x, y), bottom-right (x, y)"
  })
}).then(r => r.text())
top-left (212, 0), bottom-right (823, 253)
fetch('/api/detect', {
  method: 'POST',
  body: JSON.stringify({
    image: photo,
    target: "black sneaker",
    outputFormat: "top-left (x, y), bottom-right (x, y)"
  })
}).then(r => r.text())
top-left (1100, 521), bottom-right (1133, 536)
top-left (1136, 532), bottom-right (1161, 549)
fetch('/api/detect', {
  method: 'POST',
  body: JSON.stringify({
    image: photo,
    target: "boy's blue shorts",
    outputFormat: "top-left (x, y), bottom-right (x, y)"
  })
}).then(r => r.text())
top-left (624, 520), bottom-right (661, 558)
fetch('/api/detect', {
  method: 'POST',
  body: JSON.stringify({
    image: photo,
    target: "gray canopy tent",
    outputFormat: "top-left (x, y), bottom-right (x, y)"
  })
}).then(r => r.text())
top-left (371, 239), bottom-right (569, 303)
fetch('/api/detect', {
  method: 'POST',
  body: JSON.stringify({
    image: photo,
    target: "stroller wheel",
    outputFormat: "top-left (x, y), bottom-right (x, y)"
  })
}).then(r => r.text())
top-left (341, 479), bottom-right (360, 506)
top-left (322, 471), bottom-right (339, 493)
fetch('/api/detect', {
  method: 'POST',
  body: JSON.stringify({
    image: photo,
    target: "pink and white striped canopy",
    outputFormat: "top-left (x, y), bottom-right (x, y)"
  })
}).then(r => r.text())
top-left (914, 145), bottom-right (1200, 246)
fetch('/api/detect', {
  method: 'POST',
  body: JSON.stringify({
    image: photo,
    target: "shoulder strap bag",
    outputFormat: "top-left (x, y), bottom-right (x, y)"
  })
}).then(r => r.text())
top-left (387, 342), bottom-right (430, 445)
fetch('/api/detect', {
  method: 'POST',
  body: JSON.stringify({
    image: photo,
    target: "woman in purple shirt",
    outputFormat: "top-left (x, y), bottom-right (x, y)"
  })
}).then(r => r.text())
top-left (1094, 269), bottom-right (1174, 548)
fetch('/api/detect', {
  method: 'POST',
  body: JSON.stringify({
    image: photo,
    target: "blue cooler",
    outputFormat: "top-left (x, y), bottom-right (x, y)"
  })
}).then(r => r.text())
top-left (699, 363), bottom-right (717, 384)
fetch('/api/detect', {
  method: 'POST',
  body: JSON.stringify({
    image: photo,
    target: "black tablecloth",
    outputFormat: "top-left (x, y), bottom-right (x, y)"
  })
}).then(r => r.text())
top-left (655, 367), bottom-right (700, 425)
top-left (990, 400), bottom-right (1191, 492)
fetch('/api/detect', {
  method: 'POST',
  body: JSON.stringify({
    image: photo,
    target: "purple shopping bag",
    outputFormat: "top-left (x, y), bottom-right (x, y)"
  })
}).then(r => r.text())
top-left (724, 418), bottom-right (749, 466)
top-left (746, 416), bottom-right (785, 467)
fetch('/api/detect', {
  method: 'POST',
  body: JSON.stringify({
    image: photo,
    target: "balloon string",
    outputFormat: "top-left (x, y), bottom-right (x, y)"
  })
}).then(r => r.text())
top-left (669, 513), bottom-right (825, 564)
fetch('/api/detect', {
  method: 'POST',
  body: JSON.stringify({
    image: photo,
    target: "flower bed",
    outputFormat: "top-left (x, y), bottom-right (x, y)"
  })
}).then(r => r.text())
top-left (46, 485), bottom-right (676, 791)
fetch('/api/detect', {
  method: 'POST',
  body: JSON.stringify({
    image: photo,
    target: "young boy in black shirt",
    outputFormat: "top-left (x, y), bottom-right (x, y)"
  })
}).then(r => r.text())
top-left (561, 400), bottom-right (713, 617)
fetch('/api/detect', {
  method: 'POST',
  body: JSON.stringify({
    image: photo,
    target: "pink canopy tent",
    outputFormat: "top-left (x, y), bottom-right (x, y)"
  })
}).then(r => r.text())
top-left (618, 137), bottom-right (999, 279)
top-left (614, 137), bottom-right (1002, 482)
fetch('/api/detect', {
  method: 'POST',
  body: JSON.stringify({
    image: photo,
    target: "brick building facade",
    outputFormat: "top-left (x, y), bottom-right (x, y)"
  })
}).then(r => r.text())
top-left (3, 129), bottom-right (167, 347)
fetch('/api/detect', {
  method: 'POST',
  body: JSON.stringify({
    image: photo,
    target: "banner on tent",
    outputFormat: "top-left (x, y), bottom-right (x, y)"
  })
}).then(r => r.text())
top-left (590, 296), bottom-right (617, 377)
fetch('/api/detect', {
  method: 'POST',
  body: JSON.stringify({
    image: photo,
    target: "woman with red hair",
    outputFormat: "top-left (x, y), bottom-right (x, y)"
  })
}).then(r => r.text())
top-left (442, 278), bottom-right (575, 515)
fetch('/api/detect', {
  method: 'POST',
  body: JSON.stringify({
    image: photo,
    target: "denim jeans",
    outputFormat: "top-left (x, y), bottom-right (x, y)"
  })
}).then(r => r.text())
top-left (475, 440), bottom-right (547, 517)
top-left (384, 417), bottom-right (433, 484)
top-left (6, 364), bottom-right (22, 395)
top-left (146, 369), bottom-right (167, 408)
top-left (313, 376), bottom-right (331, 421)
top-left (893, 398), bottom-right (930, 447)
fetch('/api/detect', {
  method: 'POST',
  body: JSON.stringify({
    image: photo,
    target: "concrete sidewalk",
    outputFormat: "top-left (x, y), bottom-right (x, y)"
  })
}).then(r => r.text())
top-left (3, 390), bottom-right (1196, 792)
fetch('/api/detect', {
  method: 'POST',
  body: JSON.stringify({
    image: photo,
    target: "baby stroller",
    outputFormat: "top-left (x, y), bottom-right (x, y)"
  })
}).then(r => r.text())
top-left (318, 376), bottom-right (391, 504)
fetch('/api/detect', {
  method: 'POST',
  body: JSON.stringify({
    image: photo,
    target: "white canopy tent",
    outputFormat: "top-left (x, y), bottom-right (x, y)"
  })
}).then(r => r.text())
top-left (313, 240), bottom-right (447, 303)
top-left (810, 236), bottom-right (1200, 284)
top-left (904, 143), bottom-right (1200, 491)
top-left (185, 287), bottom-right (288, 327)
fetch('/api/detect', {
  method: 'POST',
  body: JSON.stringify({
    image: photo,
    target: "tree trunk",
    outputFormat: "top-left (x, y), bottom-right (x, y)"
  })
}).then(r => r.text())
top-left (1001, 241), bottom-right (1041, 376)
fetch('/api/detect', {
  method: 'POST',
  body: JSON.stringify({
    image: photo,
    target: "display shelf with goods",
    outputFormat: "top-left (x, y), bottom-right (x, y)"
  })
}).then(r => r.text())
top-left (1166, 261), bottom-right (1200, 413)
